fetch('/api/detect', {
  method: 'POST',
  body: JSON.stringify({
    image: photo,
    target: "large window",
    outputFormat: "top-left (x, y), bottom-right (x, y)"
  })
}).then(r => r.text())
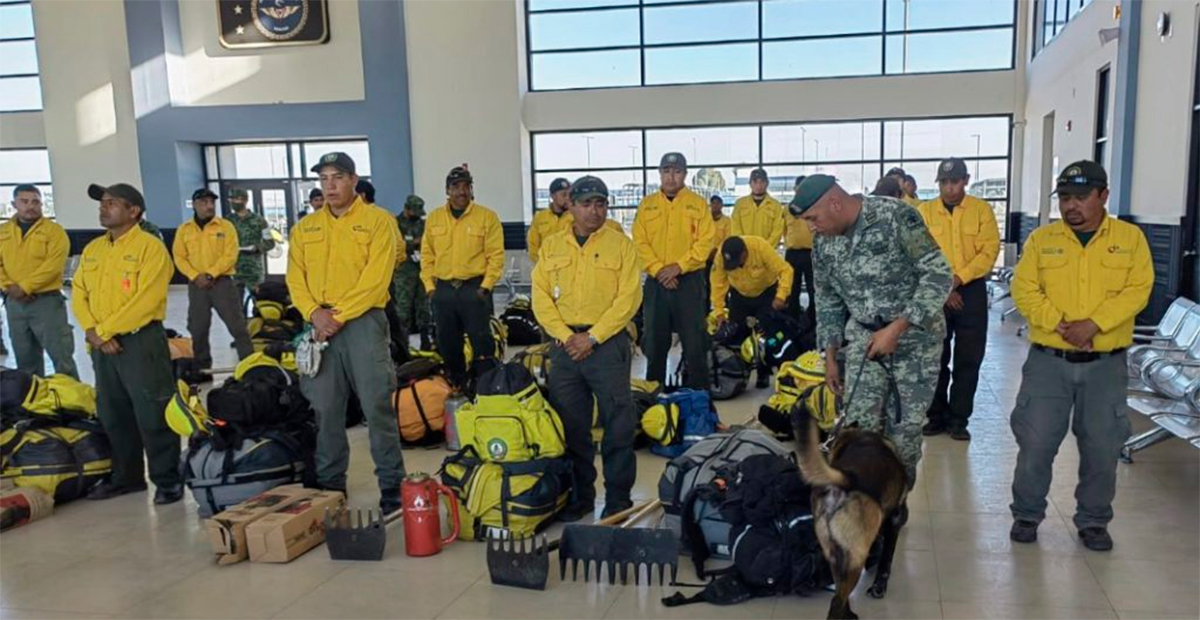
top-left (1033, 0), bottom-right (1093, 56)
top-left (531, 116), bottom-right (1012, 253)
top-left (0, 148), bottom-right (52, 219)
top-left (1093, 65), bottom-right (1111, 167)
top-left (0, 0), bottom-right (42, 111)
top-left (527, 0), bottom-right (1017, 91)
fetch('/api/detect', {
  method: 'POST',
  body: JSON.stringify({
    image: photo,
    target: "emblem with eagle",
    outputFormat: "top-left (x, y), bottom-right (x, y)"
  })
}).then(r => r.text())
top-left (251, 0), bottom-right (309, 41)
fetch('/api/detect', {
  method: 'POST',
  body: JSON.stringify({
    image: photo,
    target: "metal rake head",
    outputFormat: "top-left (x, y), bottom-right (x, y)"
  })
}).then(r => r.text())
top-left (558, 525), bottom-right (678, 586)
top-left (324, 507), bottom-right (387, 561)
top-left (486, 533), bottom-right (550, 590)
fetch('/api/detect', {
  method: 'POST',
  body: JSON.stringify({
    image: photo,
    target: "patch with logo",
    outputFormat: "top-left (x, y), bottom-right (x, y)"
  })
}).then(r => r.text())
top-left (486, 438), bottom-right (508, 460)
top-left (1065, 166), bottom-right (1082, 177)
top-left (1107, 245), bottom-right (1130, 254)
top-left (322, 153), bottom-right (339, 164)
top-left (941, 162), bottom-right (954, 172)
top-left (352, 224), bottom-right (369, 233)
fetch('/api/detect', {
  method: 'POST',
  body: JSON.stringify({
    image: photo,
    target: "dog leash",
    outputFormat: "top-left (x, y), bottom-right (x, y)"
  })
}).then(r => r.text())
top-left (826, 350), bottom-right (902, 452)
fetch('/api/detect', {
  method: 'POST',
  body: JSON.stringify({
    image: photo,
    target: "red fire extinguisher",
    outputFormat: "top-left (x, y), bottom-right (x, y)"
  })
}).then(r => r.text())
top-left (401, 472), bottom-right (460, 557)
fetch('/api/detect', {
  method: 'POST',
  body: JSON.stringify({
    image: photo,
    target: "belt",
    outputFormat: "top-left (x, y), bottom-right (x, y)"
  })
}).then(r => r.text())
top-left (437, 277), bottom-right (482, 289)
top-left (568, 325), bottom-right (593, 334)
top-left (1033, 344), bottom-right (1126, 363)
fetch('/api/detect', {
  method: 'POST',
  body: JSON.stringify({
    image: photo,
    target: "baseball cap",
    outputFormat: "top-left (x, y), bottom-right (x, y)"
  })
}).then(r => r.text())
top-left (935, 158), bottom-right (969, 182)
top-left (88, 183), bottom-right (145, 209)
top-left (886, 167), bottom-right (907, 178)
top-left (228, 187), bottom-right (249, 200)
top-left (308, 188), bottom-right (323, 200)
top-left (1054, 160), bottom-right (1108, 196)
top-left (446, 165), bottom-right (473, 188)
top-left (191, 188), bottom-right (218, 201)
top-left (549, 178), bottom-right (571, 194)
top-left (659, 152), bottom-right (687, 171)
top-left (721, 237), bottom-right (747, 270)
top-left (310, 151), bottom-right (356, 175)
top-left (789, 174), bottom-right (837, 215)
top-left (404, 195), bottom-right (425, 213)
top-left (749, 168), bottom-right (768, 182)
top-left (570, 176), bottom-right (608, 202)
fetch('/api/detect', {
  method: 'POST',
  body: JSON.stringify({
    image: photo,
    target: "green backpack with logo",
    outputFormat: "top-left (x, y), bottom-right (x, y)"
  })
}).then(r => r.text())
top-left (453, 363), bottom-right (565, 463)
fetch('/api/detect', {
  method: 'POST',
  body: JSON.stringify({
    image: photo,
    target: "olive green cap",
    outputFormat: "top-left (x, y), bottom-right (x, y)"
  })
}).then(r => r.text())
top-left (789, 174), bottom-right (837, 214)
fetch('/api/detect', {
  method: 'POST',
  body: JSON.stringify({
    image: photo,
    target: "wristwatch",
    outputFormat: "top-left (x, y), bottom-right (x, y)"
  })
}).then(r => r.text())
top-left (587, 333), bottom-right (598, 346)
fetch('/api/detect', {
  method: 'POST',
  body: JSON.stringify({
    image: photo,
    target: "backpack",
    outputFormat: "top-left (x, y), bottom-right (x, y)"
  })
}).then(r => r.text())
top-left (501, 295), bottom-right (544, 346)
top-left (0, 369), bottom-right (33, 420)
top-left (454, 363), bottom-right (565, 462)
top-left (440, 446), bottom-right (570, 540)
top-left (0, 419), bottom-right (112, 504)
top-left (657, 428), bottom-right (793, 558)
top-left (246, 285), bottom-right (305, 352)
top-left (182, 429), bottom-right (310, 518)
top-left (758, 352), bottom-right (837, 439)
top-left (645, 389), bottom-right (719, 459)
top-left (511, 343), bottom-right (552, 391)
top-left (755, 311), bottom-right (815, 370)
top-left (709, 345), bottom-right (749, 401)
top-left (4, 373), bottom-right (97, 426)
top-left (464, 317), bottom-right (508, 366)
top-left (206, 353), bottom-right (311, 434)
top-left (393, 376), bottom-right (450, 446)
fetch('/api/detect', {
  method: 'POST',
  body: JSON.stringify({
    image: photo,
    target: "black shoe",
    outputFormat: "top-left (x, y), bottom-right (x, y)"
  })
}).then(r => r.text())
top-left (1010, 519), bottom-right (1039, 543)
top-left (87, 481), bottom-right (148, 501)
top-left (154, 484), bottom-right (184, 505)
top-left (922, 420), bottom-right (946, 436)
top-left (1078, 527), bottom-right (1113, 551)
top-left (755, 375), bottom-right (770, 389)
top-left (379, 487), bottom-right (401, 516)
top-left (948, 426), bottom-right (972, 441)
top-left (600, 499), bottom-right (634, 519)
top-left (559, 501), bottom-right (595, 523)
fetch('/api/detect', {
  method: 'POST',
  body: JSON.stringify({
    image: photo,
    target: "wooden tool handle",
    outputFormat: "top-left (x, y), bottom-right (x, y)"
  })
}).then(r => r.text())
top-left (594, 499), bottom-right (654, 526)
top-left (619, 498), bottom-right (662, 528)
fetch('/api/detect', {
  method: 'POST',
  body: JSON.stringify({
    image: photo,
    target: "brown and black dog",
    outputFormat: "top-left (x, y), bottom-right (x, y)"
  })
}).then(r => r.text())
top-left (793, 411), bottom-right (909, 620)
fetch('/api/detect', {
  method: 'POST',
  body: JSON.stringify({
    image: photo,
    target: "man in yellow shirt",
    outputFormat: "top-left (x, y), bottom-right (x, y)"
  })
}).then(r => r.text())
top-left (887, 167), bottom-right (921, 207)
top-left (731, 168), bottom-right (785, 246)
top-left (172, 188), bottom-right (252, 372)
top-left (633, 153), bottom-right (715, 389)
top-left (286, 152), bottom-right (404, 514)
top-left (706, 195), bottom-right (731, 312)
top-left (528, 178), bottom-right (572, 263)
top-left (73, 182), bottom-right (180, 504)
top-left (420, 164), bottom-right (505, 386)
top-left (532, 176), bottom-right (642, 521)
top-left (1009, 161), bottom-right (1152, 552)
top-left (917, 158), bottom-right (1001, 441)
top-left (784, 175), bottom-right (816, 327)
top-left (711, 236), bottom-right (793, 388)
top-left (0, 184), bottom-right (77, 378)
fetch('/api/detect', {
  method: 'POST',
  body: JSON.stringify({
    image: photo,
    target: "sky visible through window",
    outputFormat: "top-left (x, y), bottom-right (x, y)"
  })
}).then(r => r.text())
top-left (528, 0), bottom-right (1016, 90)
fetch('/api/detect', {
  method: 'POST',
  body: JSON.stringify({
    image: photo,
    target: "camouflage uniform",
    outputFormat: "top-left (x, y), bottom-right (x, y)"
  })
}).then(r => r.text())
top-left (228, 209), bottom-right (275, 292)
top-left (392, 197), bottom-right (431, 341)
top-left (814, 196), bottom-right (952, 487)
top-left (139, 219), bottom-right (164, 243)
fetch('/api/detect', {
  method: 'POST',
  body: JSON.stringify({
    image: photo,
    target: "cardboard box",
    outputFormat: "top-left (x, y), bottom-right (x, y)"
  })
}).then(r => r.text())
top-left (205, 485), bottom-right (312, 565)
top-left (1, 487), bottom-right (53, 532)
top-left (245, 489), bottom-right (345, 563)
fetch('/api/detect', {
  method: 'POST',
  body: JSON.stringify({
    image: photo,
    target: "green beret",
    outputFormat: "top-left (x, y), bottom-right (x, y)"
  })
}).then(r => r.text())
top-left (789, 174), bottom-right (837, 214)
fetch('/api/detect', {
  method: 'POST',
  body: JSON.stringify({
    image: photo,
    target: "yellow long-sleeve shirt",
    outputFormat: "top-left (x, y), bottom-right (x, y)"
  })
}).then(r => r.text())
top-left (527, 209), bottom-right (624, 262)
top-left (903, 195), bottom-right (921, 208)
top-left (0, 217), bottom-right (69, 294)
top-left (730, 195), bottom-right (786, 247)
top-left (420, 202), bottom-right (505, 293)
top-left (72, 226), bottom-right (172, 341)
top-left (286, 198), bottom-right (397, 323)
top-left (531, 227), bottom-right (642, 345)
top-left (632, 188), bottom-right (714, 276)
top-left (712, 215), bottom-right (732, 255)
top-left (784, 214), bottom-right (813, 250)
top-left (710, 235), bottom-right (793, 317)
top-left (917, 195), bottom-right (1001, 285)
top-left (1013, 216), bottom-right (1153, 352)
top-left (171, 217), bottom-right (239, 281)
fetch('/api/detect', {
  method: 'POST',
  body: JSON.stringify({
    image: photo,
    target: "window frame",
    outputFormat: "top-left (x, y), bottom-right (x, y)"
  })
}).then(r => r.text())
top-left (1033, 0), bottom-right (1093, 58)
top-left (1093, 64), bottom-right (1111, 166)
top-left (0, 0), bottom-right (41, 113)
top-left (525, 0), bottom-right (1018, 92)
top-left (0, 146), bottom-right (54, 220)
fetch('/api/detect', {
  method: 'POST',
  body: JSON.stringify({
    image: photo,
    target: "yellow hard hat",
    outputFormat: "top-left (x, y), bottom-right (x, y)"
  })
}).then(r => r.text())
top-left (739, 336), bottom-right (759, 365)
top-left (640, 403), bottom-right (680, 446)
top-left (165, 380), bottom-right (210, 438)
top-left (795, 350), bottom-right (825, 379)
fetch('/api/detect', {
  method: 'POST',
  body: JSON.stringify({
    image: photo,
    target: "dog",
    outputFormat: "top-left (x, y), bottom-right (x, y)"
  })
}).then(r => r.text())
top-left (793, 410), bottom-right (909, 620)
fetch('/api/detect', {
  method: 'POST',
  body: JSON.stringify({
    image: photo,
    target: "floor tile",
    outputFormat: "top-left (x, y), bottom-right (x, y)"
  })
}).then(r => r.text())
top-left (272, 564), bottom-right (479, 619)
top-left (0, 555), bottom-right (210, 615)
top-left (0, 610), bottom-right (115, 620)
top-left (437, 576), bottom-right (623, 619)
top-left (941, 601), bottom-right (1117, 619)
top-left (930, 511), bottom-right (1083, 556)
top-left (603, 585), bottom-right (778, 619)
top-left (934, 550), bottom-right (1111, 609)
top-left (1086, 557), bottom-right (1200, 616)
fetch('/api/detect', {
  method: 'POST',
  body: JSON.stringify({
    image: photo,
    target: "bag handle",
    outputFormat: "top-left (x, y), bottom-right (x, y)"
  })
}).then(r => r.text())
top-left (436, 481), bottom-right (460, 545)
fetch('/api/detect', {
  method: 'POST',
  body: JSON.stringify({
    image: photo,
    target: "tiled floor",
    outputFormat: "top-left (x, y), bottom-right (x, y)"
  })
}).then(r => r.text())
top-left (1, 288), bottom-right (1197, 619)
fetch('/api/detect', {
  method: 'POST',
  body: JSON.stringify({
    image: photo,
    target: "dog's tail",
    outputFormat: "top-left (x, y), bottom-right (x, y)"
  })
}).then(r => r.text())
top-left (793, 406), bottom-right (849, 488)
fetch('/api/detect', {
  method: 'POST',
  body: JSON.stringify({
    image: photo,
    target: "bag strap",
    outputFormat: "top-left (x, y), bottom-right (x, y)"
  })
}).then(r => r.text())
top-left (409, 383), bottom-right (434, 435)
top-left (680, 484), bottom-right (715, 577)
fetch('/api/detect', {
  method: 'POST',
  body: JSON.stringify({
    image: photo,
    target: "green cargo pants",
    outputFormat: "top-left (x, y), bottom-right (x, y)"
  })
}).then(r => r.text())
top-left (188, 277), bottom-right (253, 369)
top-left (6, 293), bottom-right (78, 379)
top-left (300, 309), bottom-right (404, 492)
top-left (92, 322), bottom-right (181, 488)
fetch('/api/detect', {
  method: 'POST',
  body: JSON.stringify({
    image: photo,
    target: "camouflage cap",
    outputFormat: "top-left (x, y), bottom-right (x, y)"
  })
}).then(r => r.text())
top-left (789, 174), bottom-right (836, 214)
top-left (228, 187), bottom-right (249, 200)
top-left (404, 194), bottom-right (426, 213)
top-left (749, 168), bottom-right (768, 182)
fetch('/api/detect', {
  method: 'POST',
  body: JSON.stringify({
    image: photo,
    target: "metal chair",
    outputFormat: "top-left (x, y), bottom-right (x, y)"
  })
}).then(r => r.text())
top-left (1128, 307), bottom-right (1200, 378)
top-left (1133, 297), bottom-right (1196, 343)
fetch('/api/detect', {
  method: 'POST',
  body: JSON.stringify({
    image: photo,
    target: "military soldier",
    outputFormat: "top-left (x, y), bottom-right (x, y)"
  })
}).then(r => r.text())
top-left (1008, 161), bottom-right (1152, 552)
top-left (731, 168), bottom-right (785, 247)
top-left (784, 175), bottom-right (816, 326)
top-left (532, 176), bottom-right (642, 521)
top-left (172, 188), bottom-right (254, 371)
top-left (138, 216), bottom-right (164, 242)
top-left (286, 152), bottom-right (404, 514)
top-left (394, 195), bottom-right (432, 350)
top-left (918, 158), bottom-right (1001, 441)
top-left (74, 183), bottom-right (181, 504)
top-left (633, 153), bottom-right (715, 389)
top-left (528, 178), bottom-right (572, 263)
top-left (711, 236), bottom-right (793, 388)
top-left (421, 165), bottom-right (505, 387)
top-left (227, 187), bottom-right (274, 298)
top-left (0, 184), bottom-right (78, 378)
top-left (794, 174), bottom-right (952, 488)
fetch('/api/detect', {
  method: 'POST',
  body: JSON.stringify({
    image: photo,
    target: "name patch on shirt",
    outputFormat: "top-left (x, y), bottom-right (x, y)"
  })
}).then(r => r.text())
top-left (1107, 245), bottom-right (1130, 255)
top-left (1041, 247), bottom-right (1065, 255)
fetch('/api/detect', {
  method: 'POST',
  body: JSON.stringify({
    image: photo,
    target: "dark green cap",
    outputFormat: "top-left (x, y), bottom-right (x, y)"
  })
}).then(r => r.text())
top-left (936, 158), bottom-right (969, 181)
top-left (228, 187), bottom-right (249, 200)
top-left (789, 174), bottom-right (836, 214)
top-left (570, 175), bottom-right (608, 202)
top-left (659, 152), bottom-right (687, 171)
top-left (1054, 160), bottom-right (1108, 196)
top-left (404, 195), bottom-right (425, 213)
top-left (721, 237), bottom-right (747, 270)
